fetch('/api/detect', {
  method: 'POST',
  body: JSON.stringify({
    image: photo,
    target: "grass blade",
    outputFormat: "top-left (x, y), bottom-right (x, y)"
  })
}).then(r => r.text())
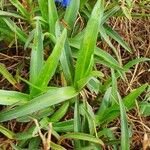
top-left (50, 141), bottom-right (66, 150)
top-left (0, 90), bottom-right (29, 105)
top-left (60, 40), bottom-right (75, 84)
top-left (104, 24), bottom-right (132, 53)
top-left (10, 0), bottom-right (30, 19)
top-left (29, 19), bottom-right (44, 92)
top-left (118, 94), bottom-right (130, 150)
top-left (0, 86), bottom-right (78, 122)
top-left (0, 125), bottom-right (15, 139)
top-left (74, 0), bottom-right (103, 87)
top-left (49, 102), bottom-right (69, 122)
top-left (69, 34), bottom-right (123, 71)
top-left (123, 58), bottom-right (150, 70)
top-left (0, 10), bottom-right (24, 19)
top-left (96, 84), bottom-right (147, 125)
top-left (0, 63), bottom-right (17, 86)
top-left (38, 0), bottom-right (48, 21)
top-left (59, 132), bottom-right (104, 146)
top-left (99, 25), bottom-right (120, 62)
top-left (2, 18), bottom-right (27, 43)
top-left (101, 6), bottom-right (120, 24)
top-left (95, 47), bottom-right (123, 70)
top-left (64, 0), bottom-right (80, 32)
top-left (48, 0), bottom-right (58, 34)
top-left (31, 29), bottom-right (67, 95)
top-left (74, 98), bottom-right (81, 148)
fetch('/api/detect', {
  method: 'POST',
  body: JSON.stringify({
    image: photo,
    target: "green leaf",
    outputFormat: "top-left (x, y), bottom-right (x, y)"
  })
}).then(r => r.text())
top-left (0, 86), bottom-right (78, 122)
top-left (38, 0), bottom-right (48, 21)
top-left (95, 47), bottom-right (123, 70)
top-left (74, 98), bottom-right (81, 148)
top-left (99, 25), bottom-right (120, 62)
top-left (10, 0), bottom-right (30, 19)
top-left (118, 94), bottom-right (130, 150)
top-left (48, 0), bottom-right (58, 34)
top-left (0, 10), bottom-right (24, 19)
top-left (69, 32), bottom-right (123, 71)
top-left (64, 0), bottom-right (80, 32)
top-left (123, 58), bottom-right (150, 70)
top-left (49, 102), bottom-right (69, 122)
top-left (24, 29), bottom-right (35, 49)
top-left (74, 0), bottom-right (104, 87)
top-left (104, 24), bottom-right (132, 53)
top-left (32, 29), bottom-right (67, 95)
top-left (96, 84), bottom-right (147, 125)
top-left (140, 102), bottom-right (150, 117)
top-left (81, 101), bottom-right (96, 135)
top-left (60, 40), bottom-right (75, 84)
top-left (28, 137), bottom-right (41, 149)
top-left (125, 0), bottom-right (132, 8)
top-left (53, 119), bottom-right (74, 132)
top-left (2, 18), bottom-right (27, 43)
top-left (111, 69), bottom-right (118, 103)
top-left (59, 132), bottom-right (104, 146)
top-left (0, 63), bottom-right (17, 86)
top-left (29, 19), bottom-right (44, 93)
top-left (80, 0), bottom-right (88, 8)
top-left (0, 125), bottom-right (15, 139)
top-left (96, 87), bottom-right (112, 116)
top-left (51, 141), bottom-right (66, 150)
top-left (101, 6), bottom-right (120, 24)
top-left (87, 77), bottom-right (100, 94)
top-left (0, 90), bottom-right (29, 105)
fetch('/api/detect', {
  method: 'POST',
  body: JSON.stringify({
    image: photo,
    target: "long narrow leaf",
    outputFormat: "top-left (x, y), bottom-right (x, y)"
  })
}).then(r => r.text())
top-left (0, 125), bottom-right (15, 139)
top-left (10, 0), bottom-right (30, 19)
top-left (74, 98), bottom-right (81, 148)
top-left (118, 94), bottom-right (130, 150)
top-left (0, 63), bottom-right (17, 86)
top-left (30, 19), bottom-right (44, 92)
top-left (2, 18), bottom-right (27, 43)
top-left (0, 90), bottom-right (29, 105)
top-left (60, 40), bottom-right (74, 84)
top-left (74, 0), bottom-right (103, 87)
top-left (104, 24), bottom-right (132, 53)
top-left (31, 29), bottom-right (67, 96)
top-left (38, 0), bottom-right (48, 20)
top-left (0, 86), bottom-right (78, 122)
top-left (59, 132), bottom-right (104, 146)
top-left (96, 84), bottom-right (147, 125)
top-left (64, 0), bottom-right (80, 32)
top-left (49, 102), bottom-right (69, 122)
top-left (0, 10), bottom-right (24, 19)
top-left (48, 0), bottom-right (58, 34)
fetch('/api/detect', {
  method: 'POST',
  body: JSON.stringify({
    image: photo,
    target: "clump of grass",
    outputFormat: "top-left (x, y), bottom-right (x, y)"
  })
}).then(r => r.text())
top-left (0, 0), bottom-right (150, 149)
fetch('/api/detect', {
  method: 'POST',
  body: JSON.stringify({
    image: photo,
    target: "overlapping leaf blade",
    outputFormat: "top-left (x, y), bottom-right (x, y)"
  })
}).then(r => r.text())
top-left (31, 29), bottom-right (67, 95)
top-left (118, 94), bottom-right (130, 150)
top-left (10, 0), bottom-right (30, 19)
top-left (2, 18), bottom-right (27, 43)
top-left (74, 0), bottom-right (104, 88)
top-left (29, 19), bottom-right (44, 94)
top-left (0, 90), bottom-right (29, 105)
top-left (48, 0), bottom-right (58, 34)
top-left (64, 0), bottom-right (80, 32)
top-left (0, 86), bottom-right (78, 122)
top-left (59, 132), bottom-right (104, 146)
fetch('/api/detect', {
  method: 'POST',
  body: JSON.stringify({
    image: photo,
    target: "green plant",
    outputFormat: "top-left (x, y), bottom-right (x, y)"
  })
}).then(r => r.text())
top-left (0, 0), bottom-right (149, 149)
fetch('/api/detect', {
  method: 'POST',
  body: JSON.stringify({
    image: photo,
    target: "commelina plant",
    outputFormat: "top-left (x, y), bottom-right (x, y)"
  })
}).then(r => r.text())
top-left (0, 0), bottom-right (149, 149)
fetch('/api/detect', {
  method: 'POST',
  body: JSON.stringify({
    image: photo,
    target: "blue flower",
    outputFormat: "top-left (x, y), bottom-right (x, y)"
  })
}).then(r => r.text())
top-left (55, 0), bottom-right (71, 7)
